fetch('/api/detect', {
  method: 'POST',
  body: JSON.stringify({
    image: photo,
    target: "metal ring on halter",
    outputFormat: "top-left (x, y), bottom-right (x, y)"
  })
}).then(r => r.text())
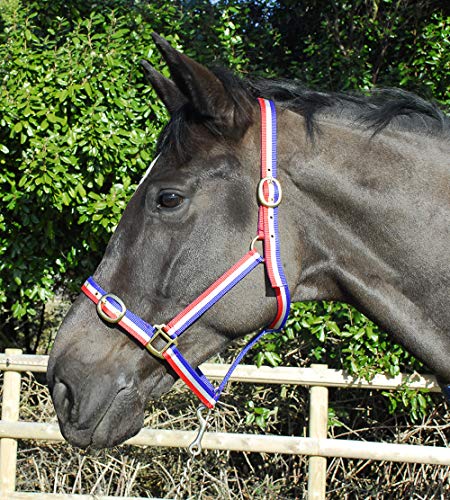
top-left (96, 293), bottom-right (127, 324)
top-left (258, 177), bottom-right (282, 208)
top-left (250, 235), bottom-right (262, 252)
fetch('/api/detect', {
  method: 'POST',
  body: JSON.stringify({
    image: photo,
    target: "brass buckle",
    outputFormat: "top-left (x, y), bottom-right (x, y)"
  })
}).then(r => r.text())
top-left (146, 324), bottom-right (178, 359)
top-left (258, 177), bottom-right (282, 208)
top-left (97, 293), bottom-right (126, 324)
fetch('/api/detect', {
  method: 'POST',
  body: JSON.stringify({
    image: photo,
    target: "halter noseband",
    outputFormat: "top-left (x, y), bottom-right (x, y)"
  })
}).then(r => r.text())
top-left (81, 98), bottom-right (291, 408)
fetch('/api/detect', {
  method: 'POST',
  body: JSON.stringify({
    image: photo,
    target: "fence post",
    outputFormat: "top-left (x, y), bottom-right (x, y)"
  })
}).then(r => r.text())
top-left (0, 348), bottom-right (22, 498)
top-left (307, 364), bottom-right (329, 500)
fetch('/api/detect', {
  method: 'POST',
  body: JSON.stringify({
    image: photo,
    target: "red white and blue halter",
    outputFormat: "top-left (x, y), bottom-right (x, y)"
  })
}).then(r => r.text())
top-left (81, 98), bottom-right (290, 409)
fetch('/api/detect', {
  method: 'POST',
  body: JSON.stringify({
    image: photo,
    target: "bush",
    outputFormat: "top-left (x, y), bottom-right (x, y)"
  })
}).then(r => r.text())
top-left (0, 3), bottom-right (180, 349)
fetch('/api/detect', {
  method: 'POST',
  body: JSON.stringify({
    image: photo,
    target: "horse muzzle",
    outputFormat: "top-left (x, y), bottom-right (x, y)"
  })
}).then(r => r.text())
top-left (47, 350), bottom-right (145, 449)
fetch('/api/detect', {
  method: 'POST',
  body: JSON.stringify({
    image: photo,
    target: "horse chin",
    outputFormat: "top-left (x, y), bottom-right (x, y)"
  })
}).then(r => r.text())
top-left (88, 373), bottom-right (176, 448)
top-left (95, 387), bottom-right (147, 448)
top-left (68, 372), bottom-right (177, 449)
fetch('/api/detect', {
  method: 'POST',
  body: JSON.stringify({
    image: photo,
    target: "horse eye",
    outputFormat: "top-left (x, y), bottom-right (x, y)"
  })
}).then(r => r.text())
top-left (158, 192), bottom-right (184, 209)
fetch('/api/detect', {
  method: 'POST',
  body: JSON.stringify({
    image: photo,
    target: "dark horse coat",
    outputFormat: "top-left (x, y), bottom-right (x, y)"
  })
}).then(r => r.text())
top-left (47, 35), bottom-right (450, 449)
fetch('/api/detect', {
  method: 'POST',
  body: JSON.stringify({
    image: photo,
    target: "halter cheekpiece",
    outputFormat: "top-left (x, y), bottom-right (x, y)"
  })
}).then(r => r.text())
top-left (81, 98), bottom-right (291, 409)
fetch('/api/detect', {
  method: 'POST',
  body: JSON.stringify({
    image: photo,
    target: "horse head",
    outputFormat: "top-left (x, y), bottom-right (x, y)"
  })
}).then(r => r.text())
top-left (47, 34), bottom-right (302, 448)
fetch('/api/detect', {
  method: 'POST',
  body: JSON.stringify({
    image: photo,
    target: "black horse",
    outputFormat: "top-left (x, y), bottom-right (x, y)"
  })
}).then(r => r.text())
top-left (47, 35), bottom-right (450, 449)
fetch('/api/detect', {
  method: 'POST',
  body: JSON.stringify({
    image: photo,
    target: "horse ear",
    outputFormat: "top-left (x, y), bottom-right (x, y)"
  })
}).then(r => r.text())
top-left (151, 33), bottom-right (252, 137)
top-left (140, 60), bottom-right (187, 114)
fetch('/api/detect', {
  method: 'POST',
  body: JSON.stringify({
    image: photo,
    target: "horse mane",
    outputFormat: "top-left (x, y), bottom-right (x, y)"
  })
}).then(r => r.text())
top-left (156, 67), bottom-right (450, 158)
top-left (248, 76), bottom-right (450, 139)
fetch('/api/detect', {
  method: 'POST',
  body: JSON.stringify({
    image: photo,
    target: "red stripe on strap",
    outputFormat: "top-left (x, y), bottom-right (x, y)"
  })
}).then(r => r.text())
top-left (167, 249), bottom-right (260, 330)
top-left (269, 288), bottom-right (284, 328)
top-left (163, 351), bottom-right (215, 408)
top-left (81, 284), bottom-right (99, 304)
top-left (258, 97), bottom-right (268, 176)
top-left (83, 283), bottom-right (150, 345)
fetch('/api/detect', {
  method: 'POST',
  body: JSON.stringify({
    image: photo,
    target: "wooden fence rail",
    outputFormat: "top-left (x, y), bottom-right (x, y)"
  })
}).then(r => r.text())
top-left (0, 350), bottom-right (449, 500)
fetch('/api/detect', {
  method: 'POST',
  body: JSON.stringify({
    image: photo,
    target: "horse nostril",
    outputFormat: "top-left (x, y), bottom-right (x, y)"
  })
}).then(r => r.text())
top-left (52, 381), bottom-right (72, 424)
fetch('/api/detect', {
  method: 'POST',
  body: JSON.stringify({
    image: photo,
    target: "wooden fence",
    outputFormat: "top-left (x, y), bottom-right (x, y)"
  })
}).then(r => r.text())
top-left (0, 349), bottom-right (449, 499)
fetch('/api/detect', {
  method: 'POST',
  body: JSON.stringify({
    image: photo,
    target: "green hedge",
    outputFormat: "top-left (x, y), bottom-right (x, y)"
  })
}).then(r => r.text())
top-left (0, 4), bottom-right (176, 349)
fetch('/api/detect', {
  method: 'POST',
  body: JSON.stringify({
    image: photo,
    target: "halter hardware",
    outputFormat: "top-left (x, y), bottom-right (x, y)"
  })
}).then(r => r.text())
top-left (250, 235), bottom-right (262, 252)
top-left (97, 293), bottom-right (126, 324)
top-left (145, 324), bottom-right (178, 359)
top-left (258, 176), bottom-right (282, 208)
top-left (189, 404), bottom-right (211, 456)
top-left (81, 98), bottom-right (290, 413)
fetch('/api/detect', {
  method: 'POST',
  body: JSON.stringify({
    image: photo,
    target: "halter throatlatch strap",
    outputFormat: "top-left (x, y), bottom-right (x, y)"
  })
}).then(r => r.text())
top-left (81, 98), bottom-right (291, 408)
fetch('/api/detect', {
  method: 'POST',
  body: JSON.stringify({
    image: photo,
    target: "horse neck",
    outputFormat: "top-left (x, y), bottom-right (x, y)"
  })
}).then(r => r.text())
top-left (278, 108), bottom-right (449, 313)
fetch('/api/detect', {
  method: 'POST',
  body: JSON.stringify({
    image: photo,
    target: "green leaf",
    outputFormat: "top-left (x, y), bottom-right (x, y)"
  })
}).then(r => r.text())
top-left (13, 122), bottom-right (23, 133)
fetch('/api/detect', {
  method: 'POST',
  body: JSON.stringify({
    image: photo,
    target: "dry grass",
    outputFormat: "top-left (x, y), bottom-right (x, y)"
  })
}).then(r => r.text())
top-left (1, 368), bottom-right (446, 499)
top-left (326, 389), bottom-right (450, 498)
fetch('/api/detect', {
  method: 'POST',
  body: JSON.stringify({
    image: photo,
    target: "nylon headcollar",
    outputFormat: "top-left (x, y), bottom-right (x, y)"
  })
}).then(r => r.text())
top-left (81, 98), bottom-right (291, 408)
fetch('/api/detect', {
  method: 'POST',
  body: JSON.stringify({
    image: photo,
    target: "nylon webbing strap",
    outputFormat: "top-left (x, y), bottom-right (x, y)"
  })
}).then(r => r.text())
top-left (81, 98), bottom-right (291, 408)
top-left (82, 278), bottom-right (157, 346)
top-left (257, 98), bottom-right (291, 329)
top-left (165, 250), bottom-right (263, 338)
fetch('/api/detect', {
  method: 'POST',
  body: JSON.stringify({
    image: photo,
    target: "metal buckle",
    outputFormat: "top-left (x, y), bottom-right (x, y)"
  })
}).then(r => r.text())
top-left (97, 293), bottom-right (126, 324)
top-left (146, 324), bottom-right (178, 359)
top-left (258, 177), bottom-right (282, 208)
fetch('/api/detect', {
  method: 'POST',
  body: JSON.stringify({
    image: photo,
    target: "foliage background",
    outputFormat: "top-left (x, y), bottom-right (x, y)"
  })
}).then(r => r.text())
top-left (0, 0), bottom-right (449, 417)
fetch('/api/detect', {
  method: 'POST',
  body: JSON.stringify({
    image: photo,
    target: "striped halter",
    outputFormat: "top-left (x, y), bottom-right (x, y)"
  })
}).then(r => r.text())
top-left (81, 99), bottom-right (291, 409)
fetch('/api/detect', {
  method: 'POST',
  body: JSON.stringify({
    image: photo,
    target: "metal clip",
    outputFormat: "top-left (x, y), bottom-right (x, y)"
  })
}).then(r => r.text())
top-left (188, 404), bottom-right (211, 457)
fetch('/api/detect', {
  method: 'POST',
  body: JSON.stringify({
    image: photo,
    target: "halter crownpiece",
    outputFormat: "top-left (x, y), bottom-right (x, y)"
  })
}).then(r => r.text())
top-left (81, 98), bottom-right (291, 409)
